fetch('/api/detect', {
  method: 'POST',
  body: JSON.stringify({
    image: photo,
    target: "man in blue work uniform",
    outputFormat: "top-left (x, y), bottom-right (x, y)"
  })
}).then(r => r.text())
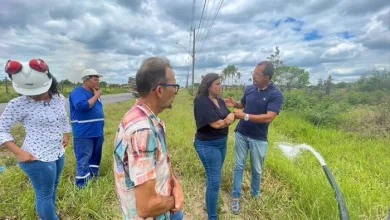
top-left (225, 61), bottom-right (284, 214)
top-left (69, 69), bottom-right (105, 188)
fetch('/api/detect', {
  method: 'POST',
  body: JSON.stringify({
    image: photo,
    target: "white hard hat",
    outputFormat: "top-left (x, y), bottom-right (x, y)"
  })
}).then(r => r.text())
top-left (11, 64), bottom-right (52, 96)
top-left (81, 69), bottom-right (103, 80)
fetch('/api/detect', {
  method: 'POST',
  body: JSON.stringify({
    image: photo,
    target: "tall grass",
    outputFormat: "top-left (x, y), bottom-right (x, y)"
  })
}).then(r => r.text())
top-left (0, 91), bottom-right (389, 219)
top-left (0, 86), bottom-right (19, 103)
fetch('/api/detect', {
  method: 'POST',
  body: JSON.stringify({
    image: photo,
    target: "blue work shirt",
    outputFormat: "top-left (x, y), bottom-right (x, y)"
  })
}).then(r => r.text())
top-left (69, 87), bottom-right (104, 138)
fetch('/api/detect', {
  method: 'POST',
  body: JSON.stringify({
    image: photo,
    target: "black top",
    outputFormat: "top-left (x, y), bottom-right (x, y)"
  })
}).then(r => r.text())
top-left (194, 96), bottom-right (231, 141)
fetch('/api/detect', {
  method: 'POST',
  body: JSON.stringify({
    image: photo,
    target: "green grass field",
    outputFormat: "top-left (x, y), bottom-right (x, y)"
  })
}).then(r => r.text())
top-left (0, 85), bottom-right (19, 103)
top-left (0, 91), bottom-right (389, 219)
top-left (0, 85), bottom-right (129, 103)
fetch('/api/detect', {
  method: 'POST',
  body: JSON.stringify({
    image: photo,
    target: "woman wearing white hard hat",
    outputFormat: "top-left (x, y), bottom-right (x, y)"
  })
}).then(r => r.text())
top-left (0, 59), bottom-right (71, 220)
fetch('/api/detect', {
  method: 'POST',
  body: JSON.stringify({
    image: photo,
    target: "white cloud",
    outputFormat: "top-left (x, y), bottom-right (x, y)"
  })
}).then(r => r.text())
top-left (328, 67), bottom-right (361, 75)
top-left (321, 42), bottom-right (364, 61)
top-left (358, 7), bottom-right (390, 49)
top-left (0, 0), bottom-right (389, 86)
top-left (44, 20), bottom-right (68, 30)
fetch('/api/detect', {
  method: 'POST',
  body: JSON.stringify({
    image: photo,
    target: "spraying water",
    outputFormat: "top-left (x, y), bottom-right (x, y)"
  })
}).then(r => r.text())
top-left (276, 142), bottom-right (349, 220)
top-left (278, 143), bottom-right (326, 165)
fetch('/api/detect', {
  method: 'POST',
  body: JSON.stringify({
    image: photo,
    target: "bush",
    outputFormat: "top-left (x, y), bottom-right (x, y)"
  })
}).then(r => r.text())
top-left (304, 97), bottom-right (350, 127)
top-left (282, 91), bottom-right (313, 110)
top-left (0, 93), bottom-right (19, 103)
top-left (341, 99), bottom-right (390, 138)
top-left (222, 91), bottom-right (243, 101)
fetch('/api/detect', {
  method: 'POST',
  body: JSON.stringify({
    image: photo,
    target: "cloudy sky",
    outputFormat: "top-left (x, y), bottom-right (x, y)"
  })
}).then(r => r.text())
top-left (0, 0), bottom-right (389, 85)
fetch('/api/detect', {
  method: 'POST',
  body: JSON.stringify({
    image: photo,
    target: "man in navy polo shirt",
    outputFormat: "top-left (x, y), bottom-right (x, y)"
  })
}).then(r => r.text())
top-left (225, 61), bottom-right (283, 214)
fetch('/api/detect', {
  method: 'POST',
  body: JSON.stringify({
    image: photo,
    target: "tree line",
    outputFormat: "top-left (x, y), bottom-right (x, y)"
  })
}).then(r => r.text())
top-left (203, 46), bottom-right (389, 95)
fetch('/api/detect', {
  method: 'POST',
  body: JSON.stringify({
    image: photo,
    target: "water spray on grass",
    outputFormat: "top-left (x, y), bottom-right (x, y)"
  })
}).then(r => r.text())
top-left (277, 142), bottom-right (349, 220)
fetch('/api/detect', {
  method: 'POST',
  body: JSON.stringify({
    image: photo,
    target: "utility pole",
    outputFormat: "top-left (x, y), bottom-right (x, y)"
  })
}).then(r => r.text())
top-left (186, 72), bottom-right (189, 88)
top-left (5, 77), bottom-right (9, 94)
top-left (325, 75), bottom-right (332, 96)
top-left (191, 28), bottom-right (196, 95)
top-left (175, 28), bottom-right (195, 94)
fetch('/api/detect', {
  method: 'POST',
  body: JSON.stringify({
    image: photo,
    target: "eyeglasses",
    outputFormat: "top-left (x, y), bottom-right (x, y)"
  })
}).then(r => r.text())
top-left (153, 83), bottom-right (180, 94)
top-left (5, 59), bottom-right (49, 75)
top-left (252, 71), bottom-right (265, 77)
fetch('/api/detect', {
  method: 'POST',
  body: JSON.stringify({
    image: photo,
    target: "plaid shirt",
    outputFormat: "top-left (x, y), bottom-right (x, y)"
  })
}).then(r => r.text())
top-left (114, 100), bottom-right (173, 220)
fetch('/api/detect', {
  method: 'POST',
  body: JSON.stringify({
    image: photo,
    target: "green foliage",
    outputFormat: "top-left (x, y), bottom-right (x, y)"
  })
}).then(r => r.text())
top-left (282, 90), bottom-right (313, 109)
top-left (333, 82), bottom-right (349, 89)
top-left (0, 85), bottom-right (129, 103)
top-left (355, 68), bottom-right (390, 92)
top-left (305, 97), bottom-right (349, 127)
top-left (283, 91), bottom-right (349, 127)
top-left (221, 65), bottom-right (240, 86)
top-left (0, 92), bottom-right (388, 219)
top-left (100, 81), bottom-right (108, 88)
top-left (267, 46), bottom-right (283, 69)
top-left (281, 68), bottom-right (390, 134)
top-left (283, 90), bottom-right (389, 136)
top-left (275, 66), bottom-right (310, 91)
top-left (341, 98), bottom-right (390, 138)
top-left (0, 86), bottom-right (20, 103)
top-left (61, 79), bottom-right (73, 85)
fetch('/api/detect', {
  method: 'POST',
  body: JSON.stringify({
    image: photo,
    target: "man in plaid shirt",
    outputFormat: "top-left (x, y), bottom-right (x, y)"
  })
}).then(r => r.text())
top-left (114, 57), bottom-right (184, 220)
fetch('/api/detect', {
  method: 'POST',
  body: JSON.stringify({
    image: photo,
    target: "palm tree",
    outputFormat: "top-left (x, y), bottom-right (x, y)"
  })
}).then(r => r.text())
top-left (220, 73), bottom-right (225, 84)
top-left (230, 66), bottom-right (236, 87)
top-left (236, 71), bottom-right (241, 87)
top-left (222, 67), bottom-right (230, 86)
top-left (222, 65), bottom-right (241, 90)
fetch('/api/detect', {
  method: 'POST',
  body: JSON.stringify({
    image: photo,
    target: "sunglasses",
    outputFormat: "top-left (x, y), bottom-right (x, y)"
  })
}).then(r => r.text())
top-left (153, 83), bottom-right (180, 94)
top-left (5, 59), bottom-right (49, 75)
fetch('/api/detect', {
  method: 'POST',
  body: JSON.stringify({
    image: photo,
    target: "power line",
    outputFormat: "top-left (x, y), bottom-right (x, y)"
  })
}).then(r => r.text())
top-left (196, 0), bottom-right (222, 53)
top-left (196, 0), bottom-right (211, 51)
top-left (198, 0), bottom-right (223, 53)
top-left (189, 0), bottom-right (196, 55)
top-left (190, 0), bottom-right (196, 30)
top-left (195, 0), bottom-right (208, 43)
top-left (204, 0), bottom-right (216, 37)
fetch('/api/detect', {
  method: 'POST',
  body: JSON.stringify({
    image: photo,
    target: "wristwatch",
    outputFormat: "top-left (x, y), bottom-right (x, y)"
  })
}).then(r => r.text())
top-left (244, 114), bottom-right (250, 121)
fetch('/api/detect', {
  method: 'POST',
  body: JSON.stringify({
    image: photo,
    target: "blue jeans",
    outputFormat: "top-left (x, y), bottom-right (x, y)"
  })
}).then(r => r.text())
top-left (19, 155), bottom-right (65, 220)
top-left (194, 136), bottom-right (227, 220)
top-left (232, 132), bottom-right (268, 199)
top-left (171, 211), bottom-right (184, 220)
top-left (74, 136), bottom-right (104, 188)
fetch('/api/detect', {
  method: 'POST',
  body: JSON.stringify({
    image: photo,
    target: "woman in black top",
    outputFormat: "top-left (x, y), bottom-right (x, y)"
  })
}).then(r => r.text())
top-left (193, 73), bottom-right (235, 220)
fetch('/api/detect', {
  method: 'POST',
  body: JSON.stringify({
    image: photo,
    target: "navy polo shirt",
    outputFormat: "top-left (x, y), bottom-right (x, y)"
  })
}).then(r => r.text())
top-left (235, 84), bottom-right (283, 141)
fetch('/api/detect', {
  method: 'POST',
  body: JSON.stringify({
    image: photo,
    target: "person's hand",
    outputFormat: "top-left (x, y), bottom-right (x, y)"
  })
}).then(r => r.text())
top-left (233, 109), bottom-right (245, 120)
top-left (224, 97), bottom-right (236, 107)
top-left (171, 179), bottom-right (185, 212)
top-left (62, 133), bottom-right (70, 148)
top-left (93, 88), bottom-right (102, 98)
top-left (225, 113), bottom-right (235, 125)
top-left (15, 149), bottom-right (37, 162)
